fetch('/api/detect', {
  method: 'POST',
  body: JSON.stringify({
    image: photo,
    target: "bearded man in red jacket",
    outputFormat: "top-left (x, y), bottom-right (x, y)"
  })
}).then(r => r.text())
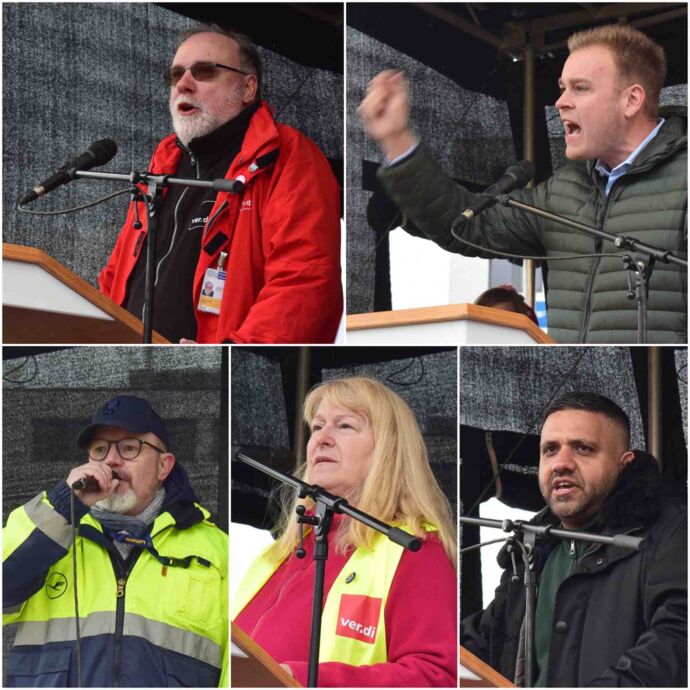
top-left (100, 25), bottom-right (342, 344)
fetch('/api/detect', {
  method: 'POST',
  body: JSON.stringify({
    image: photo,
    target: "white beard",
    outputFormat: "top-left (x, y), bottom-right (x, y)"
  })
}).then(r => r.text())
top-left (171, 106), bottom-right (224, 147)
top-left (94, 488), bottom-right (138, 515)
top-left (170, 82), bottom-right (245, 147)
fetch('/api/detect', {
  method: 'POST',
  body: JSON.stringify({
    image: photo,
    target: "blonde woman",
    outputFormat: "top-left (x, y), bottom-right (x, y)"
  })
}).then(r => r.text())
top-left (233, 377), bottom-right (457, 687)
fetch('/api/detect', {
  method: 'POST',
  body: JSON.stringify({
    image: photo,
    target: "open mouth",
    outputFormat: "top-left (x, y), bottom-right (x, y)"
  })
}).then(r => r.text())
top-left (562, 121), bottom-right (582, 139)
top-left (177, 102), bottom-right (199, 115)
top-left (552, 478), bottom-right (579, 497)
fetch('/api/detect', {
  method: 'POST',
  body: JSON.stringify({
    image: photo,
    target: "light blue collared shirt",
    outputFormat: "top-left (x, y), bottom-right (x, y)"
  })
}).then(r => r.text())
top-left (594, 118), bottom-right (665, 196)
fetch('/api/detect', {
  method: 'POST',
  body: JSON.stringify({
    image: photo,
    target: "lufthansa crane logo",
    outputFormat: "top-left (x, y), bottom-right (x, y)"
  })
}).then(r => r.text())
top-left (45, 573), bottom-right (68, 599)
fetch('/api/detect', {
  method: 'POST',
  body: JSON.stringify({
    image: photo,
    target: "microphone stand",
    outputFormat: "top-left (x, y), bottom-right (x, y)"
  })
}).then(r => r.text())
top-left (75, 169), bottom-right (244, 343)
top-left (238, 451), bottom-right (421, 687)
top-left (496, 194), bottom-right (687, 344)
top-left (459, 515), bottom-right (645, 687)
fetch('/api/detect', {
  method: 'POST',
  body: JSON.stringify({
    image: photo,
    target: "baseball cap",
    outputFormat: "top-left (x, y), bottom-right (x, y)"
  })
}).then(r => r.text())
top-left (77, 395), bottom-right (170, 450)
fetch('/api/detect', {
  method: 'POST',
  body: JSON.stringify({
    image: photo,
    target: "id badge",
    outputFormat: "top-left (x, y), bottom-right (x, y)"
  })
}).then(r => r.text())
top-left (197, 268), bottom-right (226, 314)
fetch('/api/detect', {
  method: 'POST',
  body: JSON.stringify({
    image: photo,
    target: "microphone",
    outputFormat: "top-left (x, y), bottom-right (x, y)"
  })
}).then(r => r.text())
top-left (19, 138), bottom-right (118, 205)
top-left (71, 470), bottom-right (121, 492)
top-left (458, 161), bottom-right (535, 223)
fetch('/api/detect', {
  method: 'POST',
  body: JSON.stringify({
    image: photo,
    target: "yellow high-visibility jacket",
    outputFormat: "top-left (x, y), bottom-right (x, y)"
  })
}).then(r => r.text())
top-left (3, 466), bottom-right (227, 687)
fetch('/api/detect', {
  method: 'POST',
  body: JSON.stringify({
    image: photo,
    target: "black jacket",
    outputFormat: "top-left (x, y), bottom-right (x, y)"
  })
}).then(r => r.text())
top-left (461, 453), bottom-right (687, 686)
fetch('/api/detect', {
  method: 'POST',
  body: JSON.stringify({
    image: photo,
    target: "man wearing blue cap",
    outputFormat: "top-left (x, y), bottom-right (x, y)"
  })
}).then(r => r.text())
top-left (3, 395), bottom-right (228, 687)
top-left (69, 395), bottom-right (175, 516)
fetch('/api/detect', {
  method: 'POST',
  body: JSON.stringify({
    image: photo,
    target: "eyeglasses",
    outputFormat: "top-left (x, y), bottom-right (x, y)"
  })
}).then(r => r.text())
top-left (87, 438), bottom-right (166, 462)
top-left (164, 61), bottom-right (249, 86)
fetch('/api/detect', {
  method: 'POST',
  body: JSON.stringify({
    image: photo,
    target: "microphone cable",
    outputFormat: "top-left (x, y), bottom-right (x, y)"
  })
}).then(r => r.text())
top-left (449, 221), bottom-right (627, 263)
top-left (16, 188), bottom-right (131, 216)
top-left (69, 487), bottom-right (83, 688)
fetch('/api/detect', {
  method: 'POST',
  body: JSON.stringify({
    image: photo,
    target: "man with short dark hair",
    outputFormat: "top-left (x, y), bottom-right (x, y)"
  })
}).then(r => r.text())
top-left (3, 395), bottom-right (228, 687)
top-left (461, 391), bottom-right (687, 686)
top-left (360, 24), bottom-right (686, 343)
top-left (100, 25), bottom-right (342, 344)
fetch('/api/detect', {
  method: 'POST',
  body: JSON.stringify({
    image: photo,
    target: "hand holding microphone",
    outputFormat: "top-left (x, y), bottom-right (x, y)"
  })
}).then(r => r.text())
top-left (71, 469), bottom-right (121, 491)
top-left (68, 464), bottom-right (121, 506)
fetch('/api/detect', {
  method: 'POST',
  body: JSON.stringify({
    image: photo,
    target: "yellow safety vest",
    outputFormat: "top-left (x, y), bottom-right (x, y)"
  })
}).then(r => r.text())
top-left (233, 524), bottom-right (436, 667)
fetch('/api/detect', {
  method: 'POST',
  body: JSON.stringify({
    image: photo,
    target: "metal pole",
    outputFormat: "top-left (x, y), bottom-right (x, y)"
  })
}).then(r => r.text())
top-left (648, 347), bottom-right (663, 465)
top-left (522, 44), bottom-right (536, 307)
top-left (293, 347), bottom-right (311, 468)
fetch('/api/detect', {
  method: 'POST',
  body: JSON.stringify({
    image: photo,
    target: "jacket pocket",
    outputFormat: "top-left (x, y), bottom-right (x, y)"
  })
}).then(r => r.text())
top-left (7, 645), bottom-right (72, 687)
top-left (162, 652), bottom-right (219, 687)
top-left (171, 562), bottom-right (224, 631)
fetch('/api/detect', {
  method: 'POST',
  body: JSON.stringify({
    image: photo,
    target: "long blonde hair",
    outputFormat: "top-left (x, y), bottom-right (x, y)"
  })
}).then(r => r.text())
top-left (266, 377), bottom-right (457, 568)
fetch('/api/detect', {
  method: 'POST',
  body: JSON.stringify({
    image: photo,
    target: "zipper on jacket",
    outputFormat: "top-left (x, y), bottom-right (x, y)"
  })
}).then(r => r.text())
top-left (110, 547), bottom-right (143, 687)
top-left (112, 560), bottom-right (128, 687)
top-left (202, 199), bottom-right (229, 245)
top-left (578, 181), bottom-right (613, 342)
top-left (569, 539), bottom-right (575, 556)
top-left (142, 152), bottom-right (201, 322)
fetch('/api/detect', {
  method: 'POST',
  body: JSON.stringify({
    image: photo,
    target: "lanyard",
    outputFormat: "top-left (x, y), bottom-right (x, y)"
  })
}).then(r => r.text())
top-left (106, 528), bottom-right (211, 569)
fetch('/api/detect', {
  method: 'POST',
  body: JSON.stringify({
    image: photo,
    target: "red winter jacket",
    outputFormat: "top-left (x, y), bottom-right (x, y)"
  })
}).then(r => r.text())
top-left (236, 518), bottom-right (458, 687)
top-left (99, 102), bottom-right (342, 343)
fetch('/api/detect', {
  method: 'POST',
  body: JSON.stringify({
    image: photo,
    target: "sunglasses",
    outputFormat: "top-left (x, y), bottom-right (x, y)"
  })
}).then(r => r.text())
top-left (164, 61), bottom-right (249, 86)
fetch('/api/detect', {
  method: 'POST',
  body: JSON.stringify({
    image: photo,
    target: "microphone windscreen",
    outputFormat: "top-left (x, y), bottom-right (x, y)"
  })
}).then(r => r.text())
top-left (87, 139), bottom-right (118, 167)
top-left (506, 160), bottom-right (535, 187)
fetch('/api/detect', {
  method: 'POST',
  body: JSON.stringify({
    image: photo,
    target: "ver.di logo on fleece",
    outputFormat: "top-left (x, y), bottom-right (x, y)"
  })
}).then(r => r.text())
top-left (336, 594), bottom-right (382, 643)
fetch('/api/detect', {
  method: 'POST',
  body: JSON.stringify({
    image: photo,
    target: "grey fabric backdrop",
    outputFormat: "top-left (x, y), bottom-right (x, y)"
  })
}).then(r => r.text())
top-left (346, 27), bottom-right (516, 315)
top-left (675, 348), bottom-right (688, 445)
top-left (2, 345), bottom-right (226, 672)
top-left (459, 347), bottom-right (645, 450)
top-left (3, 3), bottom-right (342, 288)
top-left (230, 349), bottom-right (291, 508)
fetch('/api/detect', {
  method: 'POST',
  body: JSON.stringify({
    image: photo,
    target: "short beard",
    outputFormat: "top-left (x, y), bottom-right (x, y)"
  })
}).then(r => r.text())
top-left (170, 83), bottom-right (245, 147)
top-left (94, 488), bottom-right (138, 515)
top-left (540, 471), bottom-right (619, 526)
top-left (171, 107), bottom-right (225, 147)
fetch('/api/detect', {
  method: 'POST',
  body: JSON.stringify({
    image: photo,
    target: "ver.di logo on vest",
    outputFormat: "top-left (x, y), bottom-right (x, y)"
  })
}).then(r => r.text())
top-left (336, 594), bottom-right (382, 644)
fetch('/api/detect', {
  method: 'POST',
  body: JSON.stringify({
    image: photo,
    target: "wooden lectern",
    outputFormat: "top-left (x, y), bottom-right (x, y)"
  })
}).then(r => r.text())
top-left (347, 304), bottom-right (554, 345)
top-left (460, 646), bottom-right (514, 687)
top-left (3, 243), bottom-right (168, 344)
top-left (231, 623), bottom-right (302, 688)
